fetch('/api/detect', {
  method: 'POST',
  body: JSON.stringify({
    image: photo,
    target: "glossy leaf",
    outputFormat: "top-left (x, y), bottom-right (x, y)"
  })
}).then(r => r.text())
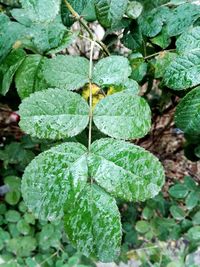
top-left (0, 49), bottom-right (26, 95)
top-left (11, 0), bottom-right (69, 54)
top-left (151, 27), bottom-right (171, 49)
top-left (43, 55), bottom-right (90, 90)
top-left (11, 0), bottom-right (60, 25)
top-left (93, 93), bottom-right (151, 140)
top-left (186, 191), bottom-right (199, 210)
top-left (187, 226), bottom-right (200, 241)
top-left (0, 14), bottom-right (25, 63)
top-left (176, 26), bottom-right (200, 54)
top-left (139, 7), bottom-right (170, 37)
top-left (126, 1), bottom-right (143, 19)
top-left (166, 3), bottom-right (200, 37)
top-left (15, 55), bottom-right (48, 99)
top-left (21, 142), bottom-right (88, 221)
top-left (19, 88), bottom-right (90, 140)
top-left (89, 138), bottom-right (165, 201)
top-left (175, 87), bottom-right (200, 136)
top-left (93, 56), bottom-right (131, 87)
top-left (154, 51), bottom-right (177, 79)
top-left (64, 184), bottom-right (121, 262)
top-left (95, 0), bottom-right (128, 28)
top-left (169, 184), bottom-right (188, 199)
top-left (170, 205), bottom-right (185, 220)
top-left (164, 52), bottom-right (200, 90)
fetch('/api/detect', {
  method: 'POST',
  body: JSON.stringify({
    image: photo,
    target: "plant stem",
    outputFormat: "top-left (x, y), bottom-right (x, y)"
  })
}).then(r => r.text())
top-left (144, 49), bottom-right (176, 60)
top-left (88, 40), bottom-right (95, 152)
top-left (64, 0), bottom-right (110, 56)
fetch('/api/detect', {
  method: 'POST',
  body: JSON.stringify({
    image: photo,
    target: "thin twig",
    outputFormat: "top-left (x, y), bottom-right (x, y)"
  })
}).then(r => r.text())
top-left (144, 49), bottom-right (176, 60)
top-left (64, 0), bottom-right (110, 56)
top-left (88, 40), bottom-right (95, 152)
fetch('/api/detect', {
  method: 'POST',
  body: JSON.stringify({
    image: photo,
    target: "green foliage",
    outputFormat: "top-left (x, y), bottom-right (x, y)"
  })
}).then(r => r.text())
top-left (19, 89), bottom-right (90, 139)
top-left (1, 0), bottom-right (200, 264)
top-left (94, 0), bottom-right (128, 28)
top-left (175, 87), bottom-right (200, 138)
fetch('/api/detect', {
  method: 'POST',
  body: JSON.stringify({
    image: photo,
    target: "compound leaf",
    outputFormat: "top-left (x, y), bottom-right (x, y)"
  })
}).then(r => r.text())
top-left (64, 184), bottom-right (121, 262)
top-left (95, 0), bottom-right (128, 28)
top-left (175, 87), bottom-right (200, 137)
top-left (21, 142), bottom-right (88, 221)
top-left (89, 138), bottom-right (165, 201)
top-left (15, 55), bottom-right (48, 99)
top-left (19, 88), bottom-right (90, 140)
top-left (93, 92), bottom-right (151, 140)
top-left (43, 55), bottom-right (90, 90)
top-left (93, 56), bottom-right (131, 87)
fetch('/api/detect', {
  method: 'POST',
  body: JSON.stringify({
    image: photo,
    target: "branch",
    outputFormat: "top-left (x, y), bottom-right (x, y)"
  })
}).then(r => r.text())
top-left (64, 0), bottom-right (110, 56)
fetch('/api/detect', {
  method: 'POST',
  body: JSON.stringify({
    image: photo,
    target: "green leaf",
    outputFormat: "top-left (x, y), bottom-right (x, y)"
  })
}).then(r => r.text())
top-left (170, 205), bottom-right (185, 220)
top-left (187, 226), bottom-right (200, 241)
top-left (164, 27), bottom-right (200, 90)
top-left (126, 1), bottom-right (143, 19)
top-left (123, 79), bottom-right (140, 94)
top-left (142, 207), bottom-right (154, 220)
top-left (122, 22), bottom-right (143, 51)
top-left (93, 93), bottom-right (151, 140)
top-left (176, 26), bottom-right (200, 54)
top-left (0, 49), bottom-right (26, 95)
top-left (17, 219), bottom-right (31, 235)
top-left (5, 210), bottom-right (21, 223)
top-left (89, 138), bottom-right (165, 201)
top-left (11, 0), bottom-right (60, 25)
top-left (21, 142), bottom-right (88, 220)
top-left (138, 6), bottom-right (170, 37)
top-left (15, 55), bottom-right (48, 99)
top-left (4, 176), bottom-right (21, 191)
top-left (64, 184), bottom-right (121, 262)
top-left (0, 14), bottom-right (25, 63)
top-left (19, 88), bottom-right (90, 140)
top-left (23, 22), bottom-right (67, 54)
top-left (151, 27), bottom-right (171, 49)
top-left (135, 220), bottom-right (150, 234)
top-left (192, 211), bottom-right (200, 225)
top-left (129, 53), bottom-right (147, 82)
top-left (43, 55), bottom-right (89, 90)
top-left (46, 31), bottom-right (78, 55)
top-left (184, 176), bottom-right (197, 191)
top-left (6, 236), bottom-right (37, 257)
top-left (166, 4), bottom-right (200, 37)
top-left (5, 191), bottom-right (21, 206)
top-left (186, 191), bottom-right (199, 210)
top-left (11, 1), bottom-right (69, 54)
top-left (93, 56), bottom-right (131, 87)
top-left (175, 87), bottom-right (200, 136)
top-left (154, 51), bottom-right (177, 79)
top-left (95, 0), bottom-right (128, 28)
top-left (169, 184), bottom-right (189, 199)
